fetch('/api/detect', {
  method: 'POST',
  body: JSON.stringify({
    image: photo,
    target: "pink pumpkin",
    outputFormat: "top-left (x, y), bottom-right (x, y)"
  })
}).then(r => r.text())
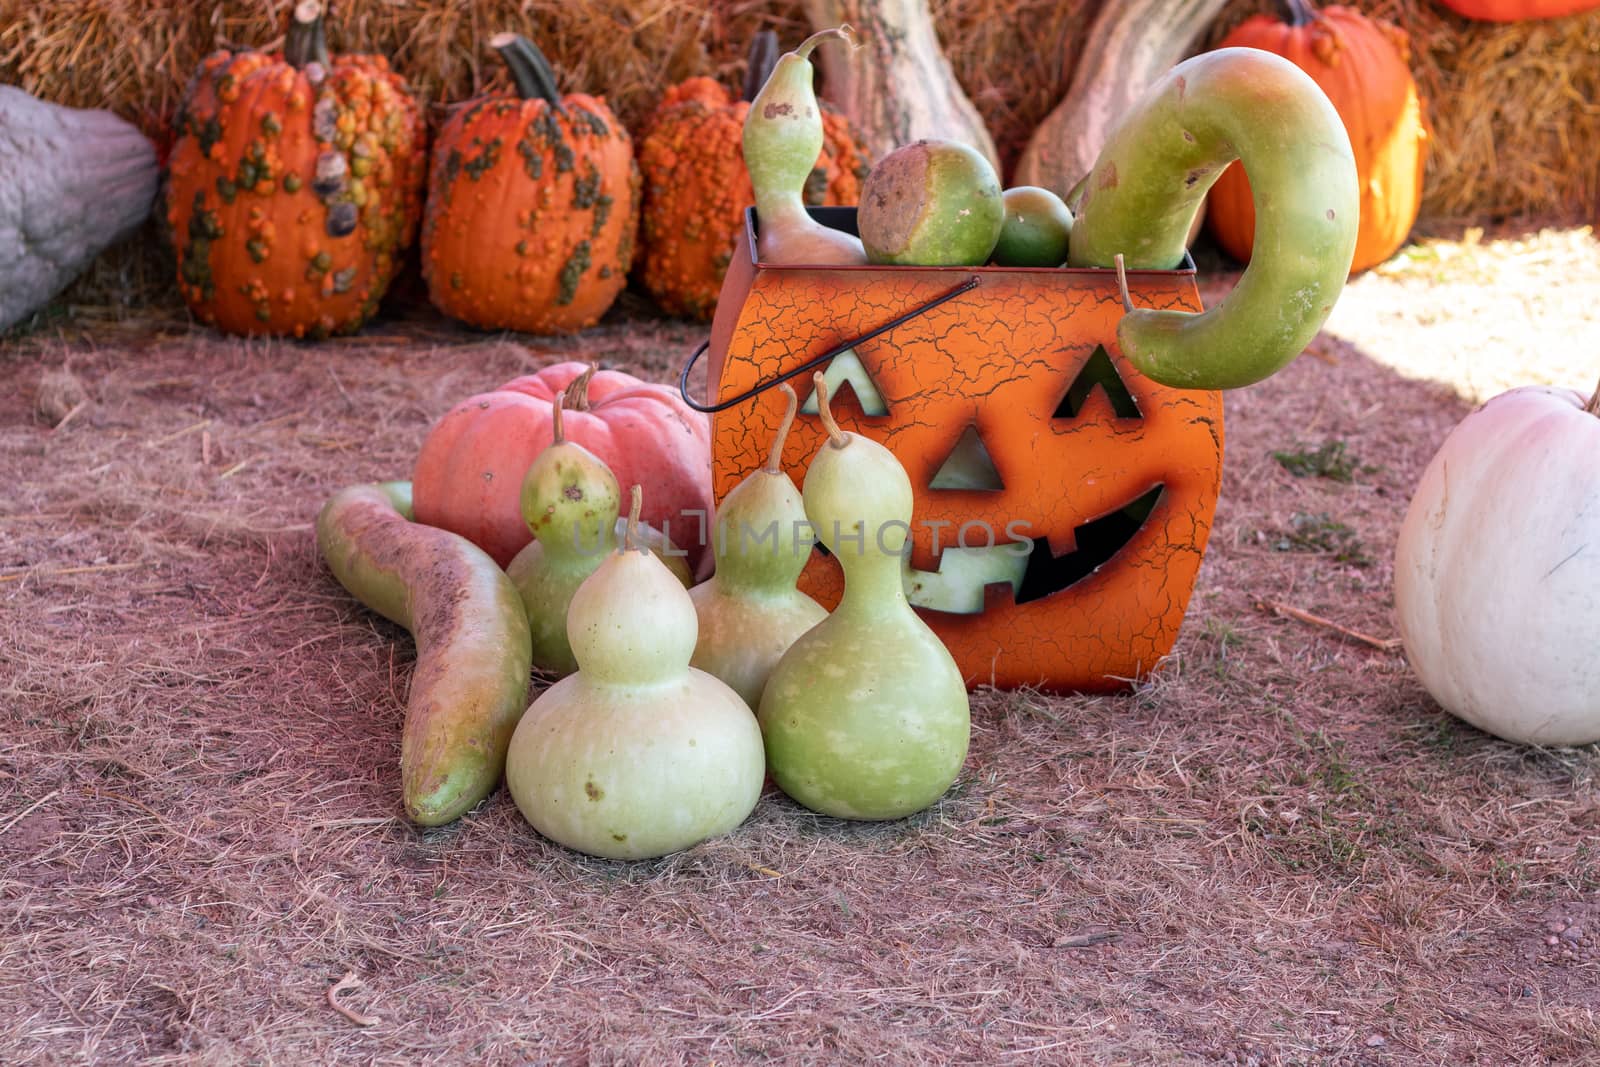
top-left (413, 362), bottom-right (713, 577)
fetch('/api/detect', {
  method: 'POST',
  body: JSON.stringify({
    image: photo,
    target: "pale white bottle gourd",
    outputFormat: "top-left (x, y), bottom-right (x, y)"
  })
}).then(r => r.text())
top-left (505, 486), bottom-right (766, 860)
top-left (744, 27), bottom-right (868, 266)
top-left (690, 383), bottom-right (829, 709)
top-left (757, 374), bottom-right (970, 820)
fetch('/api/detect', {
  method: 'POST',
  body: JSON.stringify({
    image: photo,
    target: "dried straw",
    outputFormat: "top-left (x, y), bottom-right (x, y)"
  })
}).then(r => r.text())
top-left (0, 0), bottom-right (1594, 317)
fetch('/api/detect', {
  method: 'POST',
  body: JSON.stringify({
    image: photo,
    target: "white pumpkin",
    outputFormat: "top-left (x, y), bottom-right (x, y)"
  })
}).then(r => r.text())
top-left (1394, 379), bottom-right (1600, 746)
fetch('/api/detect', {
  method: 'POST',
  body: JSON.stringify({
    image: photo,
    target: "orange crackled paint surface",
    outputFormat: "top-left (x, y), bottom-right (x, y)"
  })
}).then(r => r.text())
top-left (706, 224), bottom-right (1224, 692)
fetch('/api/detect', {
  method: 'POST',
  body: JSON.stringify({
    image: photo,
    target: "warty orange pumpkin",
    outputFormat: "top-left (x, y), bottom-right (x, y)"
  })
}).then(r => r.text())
top-left (636, 32), bottom-right (869, 320)
top-left (164, 0), bottom-right (425, 338)
top-left (1206, 0), bottom-right (1427, 274)
top-left (420, 33), bottom-right (639, 336)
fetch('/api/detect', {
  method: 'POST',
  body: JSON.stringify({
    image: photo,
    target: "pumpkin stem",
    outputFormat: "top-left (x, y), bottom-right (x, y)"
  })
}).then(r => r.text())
top-left (1113, 253), bottom-right (1135, 314)
top-left (812, 372), bottom-right (848, 449)
top-left (742, 31), bottom-right (782, 104)
top-left (1585, 373), bottom-right (1600, 417)
top-left (1282, 0), bottom-right (1321, 27)
top-left (285, 1), bottom-right (331, 71)
top-left (490, 32), bottom-right (568, 116)
top-left (551, 391), bottom-right (566, 444)
top-left (623, 484), bottom-right (643, 553)
top-left (563, 366), bottom-right (596, 413)
top-left (764, 383), bottom-right (799, 474)
top-left (794, 25), bottom-right (856, 62)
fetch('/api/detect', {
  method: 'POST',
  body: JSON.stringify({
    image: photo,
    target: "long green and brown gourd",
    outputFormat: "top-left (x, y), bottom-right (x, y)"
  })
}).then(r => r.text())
top-left (317, 482), bottom-right (533, 826)
top-left (1067, 47), bottom-right (1359, 390)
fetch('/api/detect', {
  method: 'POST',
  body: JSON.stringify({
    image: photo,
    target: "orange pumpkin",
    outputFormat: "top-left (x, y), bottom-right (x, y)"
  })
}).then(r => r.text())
top-left (165, 0), bottom-right (425, 338)
top-left (701, 209), bottom-right (1224, 692)
top-left (1438, 0), bottom-right (1600, 18)
top-left (636, 32), bottom-right (870, 321)
top-left (1206, 0), bottom-right (1426, 275)
top-left (413, 362), bottom-right (715, 578)
top-left (421, 34), bottom-right (639, 335)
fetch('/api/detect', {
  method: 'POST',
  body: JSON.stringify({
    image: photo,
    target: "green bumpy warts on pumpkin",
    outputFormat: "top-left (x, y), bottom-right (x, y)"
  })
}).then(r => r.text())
top-left (504, 487), bottom-right (766, 860)
top-left (1067, 47), bottom-right (1359, 390)
top-left (507, 389), bottom-right (691, 677)
top-left (689, 384), bottom-right (829, 709)
top-left (757, 374), bottom-right (970, 821)
top-left (743, 26), bottom-right (867, 266)
top-left (316, 481), bottom-right (533, 826)
top-left (858, 139), bottom-right (1004, 267)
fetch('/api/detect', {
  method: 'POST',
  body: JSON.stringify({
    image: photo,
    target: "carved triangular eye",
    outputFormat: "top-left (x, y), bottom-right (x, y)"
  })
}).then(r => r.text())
top-left (801, 347), bottom-right (888, 417)
top-left (929, 424), bottom-right (1003, 491)
top-left (1053, 345), bottom-right (1140, 420)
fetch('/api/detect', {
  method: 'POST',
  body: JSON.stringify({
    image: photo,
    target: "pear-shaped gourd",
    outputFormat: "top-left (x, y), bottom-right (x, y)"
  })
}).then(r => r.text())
top-left (744, 27), bottom-right (868, 266)
top-left (757, 374), bottom-right (970, 820)
top-left (505, 487), bottom-right (767, 860)
top-left (507, 393), bottom-right (691, 677)
top-left (690, 384), bottom-right (828, 709)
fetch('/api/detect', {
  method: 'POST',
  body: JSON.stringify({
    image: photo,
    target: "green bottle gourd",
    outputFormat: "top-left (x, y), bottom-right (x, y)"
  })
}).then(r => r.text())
top-left (507, 392), bottom-right (691, 677)
top-left (504, 486), bottom-right (767, 860)
top-left (757, 374), bottom-right (970, 821)
top-left (690, 384), bottom-right (829, 709)
top-left (1066, 47), bottom-right (1359, 391)
top-left (744, 27), bottom-right (868, 266)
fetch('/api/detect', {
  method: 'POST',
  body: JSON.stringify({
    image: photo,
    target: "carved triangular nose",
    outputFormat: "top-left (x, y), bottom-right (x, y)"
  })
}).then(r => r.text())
top-left (929, 423), bottom-right (1003, 491)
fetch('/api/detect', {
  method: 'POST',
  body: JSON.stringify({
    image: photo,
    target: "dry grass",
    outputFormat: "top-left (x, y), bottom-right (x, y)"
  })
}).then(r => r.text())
top-left (3, 230), bottom-right (1600, 1063)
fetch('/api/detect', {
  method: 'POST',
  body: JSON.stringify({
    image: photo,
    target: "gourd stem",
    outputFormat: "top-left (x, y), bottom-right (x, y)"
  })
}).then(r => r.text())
top-left (1282, 0), bottom-right (1320, 26)
top-left (623, 484), bottom-right (643, 552)
top-left (812, 372), bottom-right (848, 449)
top-left (742, 30), bottom-right (781, 104)
top-left (794, 25), bottom-right (855, 62)
top-left (563, 366), bottom-right (596, 413)
top-left (490, 32), bottom-right (568, 115)
top-left (551, 392), bottom-right (565, 444)
top-left (1114, 254), bottom-right (1135, 314)
top-left (285, 1), bottom-right (330, 71)
top-left (764, 383), bottom-right (799, 473)
top-left (1585, 373), bottom-right (1600, 417)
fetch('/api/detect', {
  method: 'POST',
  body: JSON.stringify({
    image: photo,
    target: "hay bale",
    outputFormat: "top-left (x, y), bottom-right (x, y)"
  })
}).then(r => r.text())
top-left (1, 0), bottom-right (1592, 317)
top-left (1208, 0), bottom-right (1600, 226)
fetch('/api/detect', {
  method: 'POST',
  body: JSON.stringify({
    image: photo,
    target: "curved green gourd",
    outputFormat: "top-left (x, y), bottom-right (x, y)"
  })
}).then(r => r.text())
top-left (316, 480), bottom-right (532, 826)
top-left (690, 384), bottom-right (828, 709)
top-left (757, 374), bottom-right (970, 821)
top-left (504, 487), bottom-right (767, 860)
top-left (507, 392), bottom-right (689, 676)
top-left (1067, 47), bottom-right (1359, 390)
top-left (744, 27), bottom-right (868, 266)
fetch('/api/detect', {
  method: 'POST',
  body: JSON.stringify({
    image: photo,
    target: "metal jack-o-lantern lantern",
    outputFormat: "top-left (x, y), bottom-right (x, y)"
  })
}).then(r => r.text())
top-left (685, 208), bottom-right (1224, 693)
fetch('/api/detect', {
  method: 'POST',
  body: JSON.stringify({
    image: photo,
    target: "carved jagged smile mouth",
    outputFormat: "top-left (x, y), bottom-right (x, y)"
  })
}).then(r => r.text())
top-left (903, 483), bottom-right (1166, 615)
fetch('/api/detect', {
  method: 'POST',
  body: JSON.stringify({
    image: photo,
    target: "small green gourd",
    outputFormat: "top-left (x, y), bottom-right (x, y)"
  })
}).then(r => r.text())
top-left (504, 487), bottom-right (767, 860)
top-left (744, 27), bottom-right (868, 266)
top-left (690, 384), bottom-right (829, 709)
top-left (757, 374), bottom-right (970, 821)
top-left (507, 393), bottom-right (691, 676)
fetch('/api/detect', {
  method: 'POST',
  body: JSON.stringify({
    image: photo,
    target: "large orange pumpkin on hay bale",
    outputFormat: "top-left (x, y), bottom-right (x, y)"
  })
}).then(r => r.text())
top-left (1437, 0), bottom-right (1600, 19)
top-left (421, 33), bottom-right (640, 335)
top-left (165, 0), bottom-right (426, 338)
top-left (636, 32), bottom-right (870, 321)
top-left (1206, 0), bottom-right (1427, 274)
